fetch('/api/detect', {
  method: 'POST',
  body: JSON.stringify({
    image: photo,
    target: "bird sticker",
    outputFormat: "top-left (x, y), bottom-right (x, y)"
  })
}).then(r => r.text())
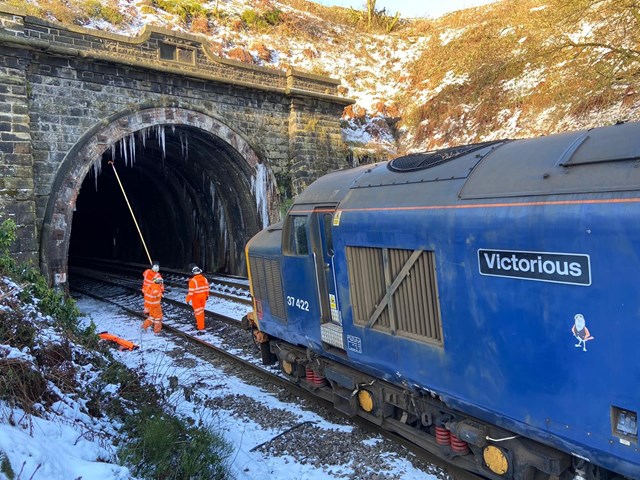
top-left (571, 314), bottom-right (594, 352)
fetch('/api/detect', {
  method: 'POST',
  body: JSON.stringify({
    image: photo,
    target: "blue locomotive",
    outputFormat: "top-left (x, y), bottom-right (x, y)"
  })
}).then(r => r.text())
top-left (245, 121), bottom-right (640, 480)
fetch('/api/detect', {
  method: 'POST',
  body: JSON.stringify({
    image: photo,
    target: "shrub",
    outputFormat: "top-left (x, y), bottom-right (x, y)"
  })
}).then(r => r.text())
top-left (191, 13), bottom-right (210, 34)
top-left (0, 450), bottom-right (14, 479)
top-left (83, 0), bottom-right (125, 24)
top-left (155, 0), bottom-right (209, 23)
top-left (119, 407), bottom-right (232, 479)
top-left (241, 7), bottom-right (283, 31)
top-left (0, 219), bottom-right (16, 275)
top-left (0, 358), bottom-right (53, 412)
top-left (0, 220), bottom-right (85, 342)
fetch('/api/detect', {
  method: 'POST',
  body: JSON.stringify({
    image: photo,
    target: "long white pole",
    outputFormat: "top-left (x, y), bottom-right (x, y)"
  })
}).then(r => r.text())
top-left (108, 161), bottom-right (152, 264)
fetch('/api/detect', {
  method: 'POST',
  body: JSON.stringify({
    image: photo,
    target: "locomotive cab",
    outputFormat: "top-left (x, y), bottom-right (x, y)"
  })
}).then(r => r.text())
top-left (246, 166), bottom-right (367, 361)
top-left (282, 203), bottom-right (346, 353)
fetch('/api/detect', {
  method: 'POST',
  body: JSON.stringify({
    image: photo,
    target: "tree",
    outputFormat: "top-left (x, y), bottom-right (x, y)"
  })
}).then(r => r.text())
top-left (554, 0), bottom-right (640, 85)
top-left (366, 0), bottom-right (376, 28)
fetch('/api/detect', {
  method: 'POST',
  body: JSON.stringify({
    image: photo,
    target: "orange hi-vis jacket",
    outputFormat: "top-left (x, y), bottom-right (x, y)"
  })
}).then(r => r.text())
top-left (186, 274), bottom-right (209, 303)
top-left (142, 269), bottom-right (163, 293)
top-left (186, 273), bottom-right (209, 330)
top-left (144, 282), bottom-right (164, 319)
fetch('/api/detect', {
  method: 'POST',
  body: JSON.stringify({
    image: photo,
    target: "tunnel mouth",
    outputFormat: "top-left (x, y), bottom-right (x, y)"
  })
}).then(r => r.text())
top-left (68, 123), bottom-right (261, 276)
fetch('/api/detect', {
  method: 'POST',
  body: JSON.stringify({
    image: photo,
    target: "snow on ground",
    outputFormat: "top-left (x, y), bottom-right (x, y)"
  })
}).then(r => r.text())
top-left (0, 285), bottom-right (439, 479)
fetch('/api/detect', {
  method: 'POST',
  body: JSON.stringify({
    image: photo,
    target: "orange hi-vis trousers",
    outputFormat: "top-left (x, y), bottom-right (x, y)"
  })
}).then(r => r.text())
top-left (190, 296), bottom-right (207, 330)
top-left (142, 315), bottom-right (163, 333)
top-left (142, 284), bottom-right (163, 333)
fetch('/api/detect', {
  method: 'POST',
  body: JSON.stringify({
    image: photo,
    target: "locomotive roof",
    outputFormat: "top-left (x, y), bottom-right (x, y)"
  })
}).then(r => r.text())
top-left (293, 121), bottom-right (640, 208)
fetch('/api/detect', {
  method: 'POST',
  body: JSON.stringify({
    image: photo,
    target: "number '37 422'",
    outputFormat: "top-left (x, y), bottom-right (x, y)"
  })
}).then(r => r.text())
top-left (287, 296), bottom-right (309, 311)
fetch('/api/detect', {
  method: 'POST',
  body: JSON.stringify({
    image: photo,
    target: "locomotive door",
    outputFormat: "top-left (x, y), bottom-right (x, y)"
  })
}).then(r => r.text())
top-left (312, 207), bottom-right (344, 350)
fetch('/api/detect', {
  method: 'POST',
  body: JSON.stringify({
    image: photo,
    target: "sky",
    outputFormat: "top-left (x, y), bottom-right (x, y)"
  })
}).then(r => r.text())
top-left (310, 0), bottom-right (500, 18)
top-left (0, 276), bottom-right (440, 480)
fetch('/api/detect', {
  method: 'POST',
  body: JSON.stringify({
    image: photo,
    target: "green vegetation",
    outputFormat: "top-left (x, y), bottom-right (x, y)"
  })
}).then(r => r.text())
top-left (119, 407), bottom-right (231, 480)
top-left (154, 0), bottom-right (209, 23)
top-left (241, 7), bottom-right (283, 30)
top-left (0, 451), bottom-right (14, 479)
top-left (0, 219), bottom-right (81, 337)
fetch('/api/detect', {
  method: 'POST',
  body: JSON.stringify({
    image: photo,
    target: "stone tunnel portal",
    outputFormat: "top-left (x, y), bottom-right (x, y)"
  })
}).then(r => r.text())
top-left (44, 108), bottom-right (267, 282)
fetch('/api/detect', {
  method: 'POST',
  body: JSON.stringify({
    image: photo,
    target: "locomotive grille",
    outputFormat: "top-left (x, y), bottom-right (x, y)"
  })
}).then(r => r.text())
top-left (249, 255), bottom-right (286, 321)
top-left (387, 141), bottom-right (502, 172)
top-left (346, 247), bottom-right (443, 346)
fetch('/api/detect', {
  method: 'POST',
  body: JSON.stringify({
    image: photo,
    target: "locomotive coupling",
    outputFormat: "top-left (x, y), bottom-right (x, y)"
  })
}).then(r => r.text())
top-left (446, 420), bottom-right (488, 448)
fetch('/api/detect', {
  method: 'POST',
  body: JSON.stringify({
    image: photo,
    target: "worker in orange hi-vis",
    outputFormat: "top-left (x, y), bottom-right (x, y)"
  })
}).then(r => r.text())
top-left (185, 264), bottom-right (209, 330)
top-left (142, 260), bottom-right (163, 314)
top-left (141, 277), bottom-right (164, 334)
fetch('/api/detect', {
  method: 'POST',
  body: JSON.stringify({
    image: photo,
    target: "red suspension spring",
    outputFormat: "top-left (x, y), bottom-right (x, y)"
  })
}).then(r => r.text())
top-left (435, 426), bottom-right (451, 446)
top-left (312, 372), bottom-right (327, 387)
top-left (450, 434), bottom-right (470, 455)
top-left (305, 367), bottom-right (315, 383)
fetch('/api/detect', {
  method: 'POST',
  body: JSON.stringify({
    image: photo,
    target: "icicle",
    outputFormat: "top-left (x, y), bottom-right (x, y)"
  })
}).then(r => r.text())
top-left (157, 125), bottom-right (166, 160)
top-left (141, 126), bottom-right (147, 148)
top-left (129, 132), bottom-right (136, 166)
top-left (92, 159), bottom-right (102, 191)
top-left (120, 136), bottom-right (129, 166)
top-left (180, 131), bottom-right (189, 161)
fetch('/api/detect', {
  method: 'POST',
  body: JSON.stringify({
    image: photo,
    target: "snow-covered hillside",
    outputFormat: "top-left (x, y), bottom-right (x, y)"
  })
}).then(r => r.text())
top-left (7, 0), bottom-right (640, 156)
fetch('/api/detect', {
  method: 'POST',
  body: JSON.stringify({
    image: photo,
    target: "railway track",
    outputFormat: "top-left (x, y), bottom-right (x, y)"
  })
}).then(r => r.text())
top-left (68, 269), bottom-right (487, 480)
top-left (69, 258), bottom-right (252, 305)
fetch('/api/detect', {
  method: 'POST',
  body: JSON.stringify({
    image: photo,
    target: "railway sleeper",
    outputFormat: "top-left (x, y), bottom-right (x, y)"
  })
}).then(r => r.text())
top-left (268, 339), bottom-right (590, 480)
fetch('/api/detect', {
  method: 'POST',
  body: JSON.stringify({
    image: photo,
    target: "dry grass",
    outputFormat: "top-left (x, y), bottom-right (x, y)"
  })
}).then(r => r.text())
top-left (6, 0), bottom-right (125, 25)
top-left (399, 0), bottom-right (640, 145)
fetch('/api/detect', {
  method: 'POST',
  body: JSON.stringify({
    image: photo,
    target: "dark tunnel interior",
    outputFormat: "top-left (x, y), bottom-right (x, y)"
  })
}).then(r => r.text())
top-left (69, 125), bottom-right (262, 275)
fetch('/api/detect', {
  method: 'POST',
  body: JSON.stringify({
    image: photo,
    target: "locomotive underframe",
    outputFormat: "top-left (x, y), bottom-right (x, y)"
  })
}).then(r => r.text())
top-left (269, 339), bottom-right (582, 480)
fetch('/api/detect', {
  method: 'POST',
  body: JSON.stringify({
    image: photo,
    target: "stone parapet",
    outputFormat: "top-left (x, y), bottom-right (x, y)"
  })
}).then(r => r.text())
top-left (0, 6), bottom-right (353, 103)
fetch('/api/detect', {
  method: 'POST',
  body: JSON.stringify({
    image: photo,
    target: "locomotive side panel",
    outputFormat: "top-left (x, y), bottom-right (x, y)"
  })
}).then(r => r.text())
top-left (328, 178), bottom-right (640, 476)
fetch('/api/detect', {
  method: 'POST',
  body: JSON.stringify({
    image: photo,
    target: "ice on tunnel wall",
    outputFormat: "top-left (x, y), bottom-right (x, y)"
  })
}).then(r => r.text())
top-left (217, 198), bottom-right (229, 254)
top-left (209, 182), bottom-right (216, 214)
top-left (106, 125), bottom-right (167, 170)
top-left (252, 163), bottom-right (273, 228)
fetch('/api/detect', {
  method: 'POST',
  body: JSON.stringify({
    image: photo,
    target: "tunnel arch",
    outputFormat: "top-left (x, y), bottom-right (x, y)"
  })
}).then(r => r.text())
top-left (41, 106), bottom-right (274, 287)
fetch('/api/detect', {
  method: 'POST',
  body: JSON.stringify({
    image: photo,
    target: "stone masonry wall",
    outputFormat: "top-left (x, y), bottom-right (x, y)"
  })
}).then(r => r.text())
top-left (0, 6), bottom-right (353, 272)
top-left (0, 39), bottom-right (37, 265)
